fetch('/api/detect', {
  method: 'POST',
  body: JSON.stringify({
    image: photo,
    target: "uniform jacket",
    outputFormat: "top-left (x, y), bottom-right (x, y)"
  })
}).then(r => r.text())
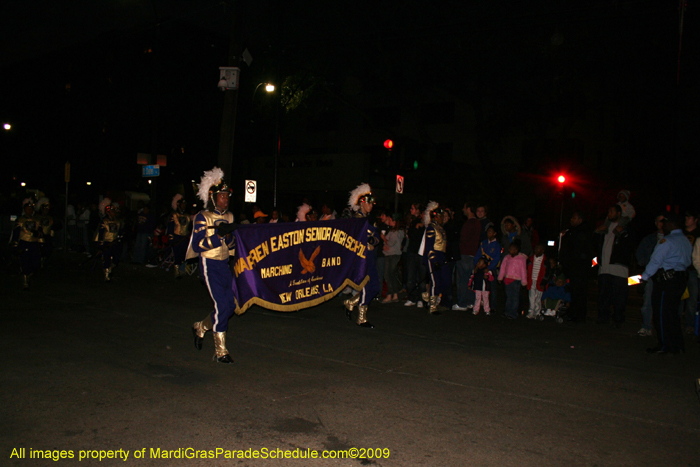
top-left (186, 209), bottom-right (235, 261)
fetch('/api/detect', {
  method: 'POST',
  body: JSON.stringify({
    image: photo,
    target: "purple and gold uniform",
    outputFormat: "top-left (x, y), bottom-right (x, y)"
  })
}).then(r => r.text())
top-left (343, 183), bottom-right (379, 328)
top-left (11, 199), bottom-right (42, 289)
top-left (95, 199), bottom-right (124, 282)
top-left (420, 201), bottom-right (450, 314)
top-left (189, 167), bottom-right (237, 364)
top-left (168, 194), bottom-right (192, 278)
top-left (36, 197), bottom-right (55, 260)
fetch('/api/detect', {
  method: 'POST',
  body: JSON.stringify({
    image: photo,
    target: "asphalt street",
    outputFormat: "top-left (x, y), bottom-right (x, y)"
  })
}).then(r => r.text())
top-left (1, 252), bottom-right (699, 467)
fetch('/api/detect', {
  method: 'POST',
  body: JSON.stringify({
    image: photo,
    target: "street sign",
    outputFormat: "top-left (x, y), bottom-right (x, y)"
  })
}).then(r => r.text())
top-left (245, 180), bottom-right (257, 203)
top-left (218, 67), bottom-right (241, 90)
top-left (396, 174), bottom-right (404, 194)
top-left (142, 164), bottom-right (160, 177)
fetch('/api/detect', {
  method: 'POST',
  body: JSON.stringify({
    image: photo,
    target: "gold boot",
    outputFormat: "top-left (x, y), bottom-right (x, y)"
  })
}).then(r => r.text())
top-left (192, 316), bottom-right (212, 350)
top-left (174, 265), bottom-right (182, 279)
top-left (22, 275), bottom-right (30, 290)
top-left (344, 293), bottom-right (361, 320)
top-left (356, 305), bottom-right (374, 328)
top-left (104, 268), bottom-right (111, 282)
top-left (212, 332), bottom-right (234, 364)
top-left (428, 296), bottom-right (442, 314)
top-left (344, 293), bottom-right (361, 312)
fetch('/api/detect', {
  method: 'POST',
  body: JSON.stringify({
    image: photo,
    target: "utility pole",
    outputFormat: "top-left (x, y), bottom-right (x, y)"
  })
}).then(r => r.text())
top-left (218, 1), bottom-right (241, 185)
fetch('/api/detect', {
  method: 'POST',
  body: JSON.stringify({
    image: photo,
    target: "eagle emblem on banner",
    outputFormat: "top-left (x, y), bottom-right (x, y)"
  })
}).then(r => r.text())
top-left (299, 246), bottom-right (321, 274)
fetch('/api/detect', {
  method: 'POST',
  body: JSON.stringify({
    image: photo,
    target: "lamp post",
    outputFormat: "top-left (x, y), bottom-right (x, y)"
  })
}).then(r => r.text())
top-left (557, 174), bottom-right (566, 257)
top-left (252, 82), bottom-right (278, 207)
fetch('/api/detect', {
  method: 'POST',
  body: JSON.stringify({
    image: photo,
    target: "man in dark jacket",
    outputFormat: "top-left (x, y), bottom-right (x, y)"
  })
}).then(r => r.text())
top-left (560, 211), bottom-right (595, 323)
top-left (454, 202), bottom-right (481, 310)
top-left (594, 205), bottom-right (634, 326)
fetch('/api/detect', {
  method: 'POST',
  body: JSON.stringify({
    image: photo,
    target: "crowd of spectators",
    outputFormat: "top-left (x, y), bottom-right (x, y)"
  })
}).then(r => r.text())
top-left (6, 189), bottom-right (700, 343)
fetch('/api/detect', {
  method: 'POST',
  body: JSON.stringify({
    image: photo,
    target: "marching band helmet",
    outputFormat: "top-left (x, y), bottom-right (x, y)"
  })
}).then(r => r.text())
top-left (36, 197), bottom-right (50, 211)
top-left (348, 183), bottom-right (375, 211)
top-left (423, 201), bottom-right (444, 225)
top-left (172, 193), bottom-right (186, 211)
top-left (197, 167), bottom-right (231, 211)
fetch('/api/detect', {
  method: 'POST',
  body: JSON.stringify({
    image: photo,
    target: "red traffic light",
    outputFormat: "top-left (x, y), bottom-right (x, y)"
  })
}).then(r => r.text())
top-left (384, 139), bottom-right (394, 150)
top-left (557, 175), bottom-right (566, 184)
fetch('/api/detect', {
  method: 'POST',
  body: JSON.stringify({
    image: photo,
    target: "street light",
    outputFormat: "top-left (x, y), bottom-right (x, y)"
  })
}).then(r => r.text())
top-left (556, 174), bottom-right (566, 256)
top-left (253, 82), bottom-right (279, 207)
top-left (3, 123), bottom-right (10, 130)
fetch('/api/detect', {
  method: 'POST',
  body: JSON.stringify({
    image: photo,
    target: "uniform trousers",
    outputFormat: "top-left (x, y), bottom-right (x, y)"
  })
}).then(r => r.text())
top-left (425, 252), bottom-right (451, 298)
top-left (101, 242), bottom-right (122, 269)
top-left (171, 235), bottom-right (189, 266)
top-left (652, 274), bottom-right (687, 352)
top-left (19, 241), bottom-right (42, 275)
top-left (201, 257), bottom-right (236, 332)
top-left (359, 252), bottom-right (380, 306)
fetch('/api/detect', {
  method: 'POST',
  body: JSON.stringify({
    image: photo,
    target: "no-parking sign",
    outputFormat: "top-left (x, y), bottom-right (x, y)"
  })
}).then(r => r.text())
top-left (396, 175), bottom-right (404, 194)
top-left (245, 180), bottom-right (257, 203)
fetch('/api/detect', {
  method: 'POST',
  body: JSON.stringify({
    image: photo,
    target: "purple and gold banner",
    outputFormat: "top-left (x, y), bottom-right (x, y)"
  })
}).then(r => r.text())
top-left (231, 219), bottom-right (371, 314)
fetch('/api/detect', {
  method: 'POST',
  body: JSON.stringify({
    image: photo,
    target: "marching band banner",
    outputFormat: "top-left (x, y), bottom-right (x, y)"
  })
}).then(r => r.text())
top-left (231, 219), bottom-right (371, 314)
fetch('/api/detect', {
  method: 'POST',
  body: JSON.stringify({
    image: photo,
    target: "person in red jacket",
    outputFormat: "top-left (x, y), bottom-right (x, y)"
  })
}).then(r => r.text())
top-left (526, 243), bottom-right (548, 319)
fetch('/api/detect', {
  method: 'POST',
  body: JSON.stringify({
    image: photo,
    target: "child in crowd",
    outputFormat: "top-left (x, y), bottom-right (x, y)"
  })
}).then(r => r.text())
top-left (541, 274), bottom-right (571, 317)
top-left (469, 257), bottom-right (495, 315)
top-left (602, 190), bottom-right (636, 232)
top-left (543, 257), bottom-right (561, 285)
top-left (526, 243), bottom-right (547, 319)
top-left (498, 240), bottom-right (528, 319)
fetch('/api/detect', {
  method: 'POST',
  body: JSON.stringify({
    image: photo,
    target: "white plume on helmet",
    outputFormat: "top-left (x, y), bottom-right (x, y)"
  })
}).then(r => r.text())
top-left (197, 167), bottom-right (225, 205)
top-left (172, 193), bottom-right (184, 211)
top-left (348, 183), bottom-right (372, 211)
top-left (423, 201), bottom-right (439, 225)
top-left (99, 197), bottom-right (112, 216)
top-left (36, 197), bottom-right (49, 210)
top-left (296, 203), bottom-right (312, 222)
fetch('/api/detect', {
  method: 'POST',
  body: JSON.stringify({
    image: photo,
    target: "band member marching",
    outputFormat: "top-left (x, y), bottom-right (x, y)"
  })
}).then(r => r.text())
top-left (35, 197), bottom-right (55, 266)
top-left (95, 198), bottom-right (124, 282)
top-left (343, 183), bottom-right (380, 328)
top-left (10, 198), bottom-right (43, 289)
top-left (189, 167), bottom-right (238, 364)
top-left (421, 201), bottom-right (449, 314)
top-left (168, 194), bottom-right (192, 279)
top-left (296, 203), bottom-right (318, 222)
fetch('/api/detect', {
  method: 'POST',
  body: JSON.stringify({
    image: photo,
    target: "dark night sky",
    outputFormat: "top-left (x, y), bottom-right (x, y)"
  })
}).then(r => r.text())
top-left (1, 1), bottom-right (698, 223)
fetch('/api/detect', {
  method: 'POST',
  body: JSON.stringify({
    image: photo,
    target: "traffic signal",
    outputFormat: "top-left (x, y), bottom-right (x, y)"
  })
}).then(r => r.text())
top-left (557, 175), bottom-right (566, 184)
top-left (384, 139), bottom-right (394, 150)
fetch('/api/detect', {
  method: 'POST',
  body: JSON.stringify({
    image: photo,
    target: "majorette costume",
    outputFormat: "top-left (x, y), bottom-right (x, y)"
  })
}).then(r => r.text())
top-left (188, 167), bottom-right (237, 364)
top-left (420, 201), bottom-right (449, 314)
top-left (167, 194), bottom-right (192, 279)
top-left (343, 183), bottom-right (380, 328)
top-left (11, 198), bottom-right (42, 289)
top-left (95, 198), bottom-right (124, 282)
